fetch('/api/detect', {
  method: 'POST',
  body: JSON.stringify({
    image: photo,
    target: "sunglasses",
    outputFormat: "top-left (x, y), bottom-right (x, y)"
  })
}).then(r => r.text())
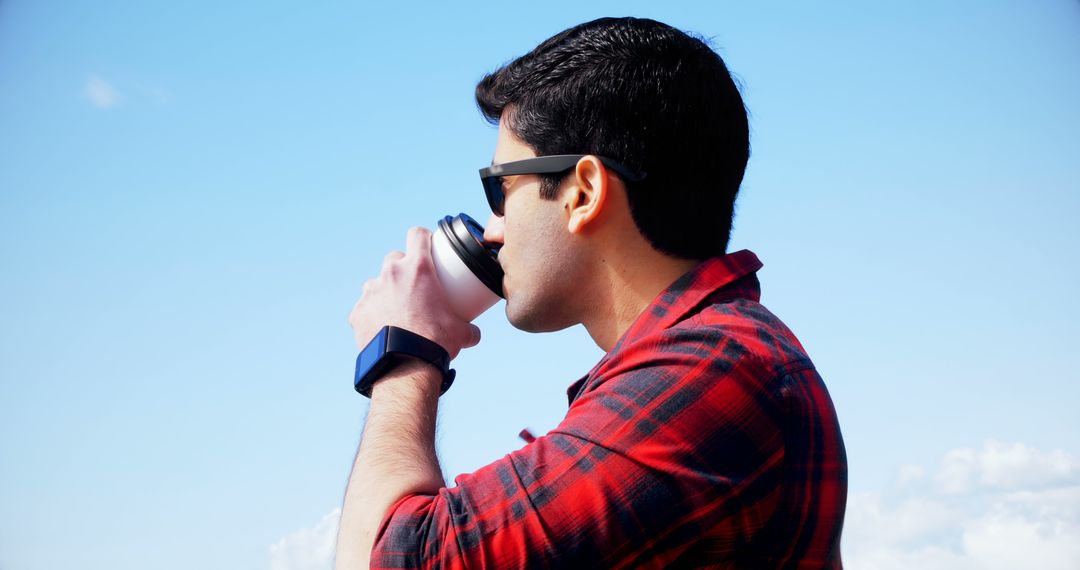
top-left (478, 154), bottom-right (645, 216)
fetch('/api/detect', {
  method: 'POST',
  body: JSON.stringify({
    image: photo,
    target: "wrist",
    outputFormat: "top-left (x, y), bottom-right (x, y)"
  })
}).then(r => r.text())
top-left (368, 357), bottom-right (443, 398)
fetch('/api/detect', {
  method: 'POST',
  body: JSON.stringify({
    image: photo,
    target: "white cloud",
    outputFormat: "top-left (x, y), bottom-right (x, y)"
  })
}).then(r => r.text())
top-left (269, 508), bottom-right (340, 570)
top-left (935, 439), bottom-right (1080, 494)
top-left (84, 75), bottom-right (122, 108)
top-left (844, 440), bottom-right (1080, 570)
top-left (897, 463), bottom-right (926, 485)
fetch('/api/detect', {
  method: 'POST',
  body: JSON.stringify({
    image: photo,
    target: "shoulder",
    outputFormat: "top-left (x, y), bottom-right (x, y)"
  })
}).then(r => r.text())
top-left (598, 298), bottom-right (814, 387)
top-left (572, 300), bottom-right (803, 423)
top-left (559, 300), bottom-right (795, 479)
top-left (681, 298), bottom-right (816, 375)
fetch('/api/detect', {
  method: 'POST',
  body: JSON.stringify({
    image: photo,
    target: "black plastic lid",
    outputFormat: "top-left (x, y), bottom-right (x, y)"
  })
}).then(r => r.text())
top-left (436, 213), bottom-right (505, 298)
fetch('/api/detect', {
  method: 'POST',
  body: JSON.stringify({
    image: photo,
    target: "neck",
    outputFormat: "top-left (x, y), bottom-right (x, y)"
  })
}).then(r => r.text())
top-left (579, 248), bottom-right (699, 353)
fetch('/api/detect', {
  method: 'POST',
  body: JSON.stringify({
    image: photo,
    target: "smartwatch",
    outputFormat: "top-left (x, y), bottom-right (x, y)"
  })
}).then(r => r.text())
top-left (354, 326), bottom-right (456, 398)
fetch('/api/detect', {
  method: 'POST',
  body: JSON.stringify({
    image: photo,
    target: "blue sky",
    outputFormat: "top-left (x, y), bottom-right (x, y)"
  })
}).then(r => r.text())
top-left (1, 1), bottom-right (1078, 568)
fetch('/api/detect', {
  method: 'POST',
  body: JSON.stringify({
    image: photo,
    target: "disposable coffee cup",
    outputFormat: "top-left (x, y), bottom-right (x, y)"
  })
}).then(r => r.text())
top-left (431, 213), bottom-right (504, 322)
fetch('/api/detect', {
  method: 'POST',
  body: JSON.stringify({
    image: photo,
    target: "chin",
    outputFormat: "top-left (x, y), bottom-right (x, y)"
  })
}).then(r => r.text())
top-left (505, 297), bottom-right (575, 333)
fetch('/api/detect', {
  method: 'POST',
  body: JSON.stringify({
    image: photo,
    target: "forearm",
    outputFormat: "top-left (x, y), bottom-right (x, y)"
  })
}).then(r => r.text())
top-left (335, 360), bottom-right (447, 570)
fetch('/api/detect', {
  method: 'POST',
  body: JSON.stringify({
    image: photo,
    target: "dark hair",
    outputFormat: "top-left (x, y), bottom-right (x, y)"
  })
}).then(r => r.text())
top-left (475, 17), bottom-right (750, 260)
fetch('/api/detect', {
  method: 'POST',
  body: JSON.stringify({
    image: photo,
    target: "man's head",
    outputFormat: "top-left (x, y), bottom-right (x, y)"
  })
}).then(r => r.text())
top-left (477, 17), bottom-right (749, 335)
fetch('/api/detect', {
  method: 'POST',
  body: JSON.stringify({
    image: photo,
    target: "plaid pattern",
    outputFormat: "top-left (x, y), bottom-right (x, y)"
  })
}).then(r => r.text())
top-left (371, 249), bottom-right (847, 569)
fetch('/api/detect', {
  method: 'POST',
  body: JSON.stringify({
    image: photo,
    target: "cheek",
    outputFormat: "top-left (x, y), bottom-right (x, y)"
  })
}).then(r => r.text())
top-left (501, 202), bottom-right (529, 251)
top-left (503, 192), bottom-right (567, 269)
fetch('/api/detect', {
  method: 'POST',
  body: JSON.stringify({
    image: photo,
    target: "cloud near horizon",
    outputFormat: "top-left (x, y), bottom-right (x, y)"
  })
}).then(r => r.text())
top-left (270, 508), bottom-right (340, 570)
top-left (844, 439), bottom-right (1080, 569)
top-left (270, 440), bottom-right (1080, 569)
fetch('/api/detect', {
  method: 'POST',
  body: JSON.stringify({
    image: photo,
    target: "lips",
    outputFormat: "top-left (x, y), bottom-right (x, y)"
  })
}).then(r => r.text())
top-left (497, 257), bottom-right (509, 298)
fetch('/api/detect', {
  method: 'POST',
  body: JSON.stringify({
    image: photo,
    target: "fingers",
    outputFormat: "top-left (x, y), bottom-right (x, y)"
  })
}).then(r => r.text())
top-left (464, 323), bottom-right (482, 348)
top-left (382, 250), bottom-right (405, 272)
top-left (405, 226), bottom-right (432, 261)
top-left (351, 226), bottom-right (484, 358)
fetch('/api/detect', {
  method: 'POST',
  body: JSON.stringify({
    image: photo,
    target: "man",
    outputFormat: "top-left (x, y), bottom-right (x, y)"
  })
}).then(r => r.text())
top-left (336, 17), bottom-right (847, 569)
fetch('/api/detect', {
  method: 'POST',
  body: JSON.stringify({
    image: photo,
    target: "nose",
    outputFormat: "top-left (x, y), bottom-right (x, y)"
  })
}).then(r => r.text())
top-left (483, 212), bottom-right (505, 247)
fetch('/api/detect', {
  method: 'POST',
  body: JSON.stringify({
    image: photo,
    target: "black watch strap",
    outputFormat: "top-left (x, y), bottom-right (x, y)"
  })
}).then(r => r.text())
top-left (354, 326), bottom-right (456, 398)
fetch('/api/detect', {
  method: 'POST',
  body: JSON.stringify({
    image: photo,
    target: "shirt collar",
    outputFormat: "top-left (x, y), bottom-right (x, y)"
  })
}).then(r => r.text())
top-left (566, 249), bottom-right (764, 406)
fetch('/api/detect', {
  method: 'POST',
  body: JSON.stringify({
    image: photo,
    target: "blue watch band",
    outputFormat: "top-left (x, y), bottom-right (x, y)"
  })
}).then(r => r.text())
top-left (354, 326), bottom-right (456, 398)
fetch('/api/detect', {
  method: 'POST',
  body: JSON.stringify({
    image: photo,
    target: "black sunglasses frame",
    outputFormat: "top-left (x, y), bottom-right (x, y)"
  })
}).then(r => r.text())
top-left (478, 154), bottom-right (645, 216)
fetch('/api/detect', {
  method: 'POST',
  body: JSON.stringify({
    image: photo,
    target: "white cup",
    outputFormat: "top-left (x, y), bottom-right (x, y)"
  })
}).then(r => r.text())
top-left (430, 214), bottom-right (504, 322)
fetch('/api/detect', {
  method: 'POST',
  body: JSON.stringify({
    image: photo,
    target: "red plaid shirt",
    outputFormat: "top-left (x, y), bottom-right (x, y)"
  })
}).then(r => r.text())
top-left (371, 249), bottom-right (847, 568)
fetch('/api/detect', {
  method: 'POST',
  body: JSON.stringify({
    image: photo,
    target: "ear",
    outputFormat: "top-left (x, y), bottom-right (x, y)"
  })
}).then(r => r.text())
top-left (565, 156), bottom-right (609, 234)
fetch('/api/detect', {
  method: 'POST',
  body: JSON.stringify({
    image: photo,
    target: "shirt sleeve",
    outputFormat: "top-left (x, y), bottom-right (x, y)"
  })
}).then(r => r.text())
top-left (369, 324), bottom-right (785, 569)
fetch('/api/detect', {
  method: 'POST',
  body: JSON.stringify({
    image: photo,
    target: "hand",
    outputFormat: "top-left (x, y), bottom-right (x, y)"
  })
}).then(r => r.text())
top-left (349, 227), bottom-right (481, 360)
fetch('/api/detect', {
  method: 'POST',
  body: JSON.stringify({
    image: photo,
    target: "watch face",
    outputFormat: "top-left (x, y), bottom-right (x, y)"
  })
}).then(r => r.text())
top-left (357, 328), bottom-right (388, 375)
